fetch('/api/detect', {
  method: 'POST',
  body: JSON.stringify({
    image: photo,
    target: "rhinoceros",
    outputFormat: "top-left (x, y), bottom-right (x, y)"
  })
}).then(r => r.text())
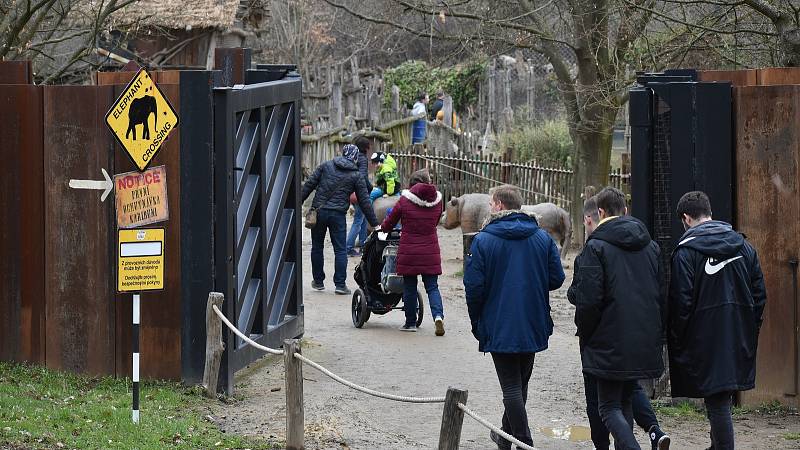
top-left (443, 193), bottom-right (572, 259)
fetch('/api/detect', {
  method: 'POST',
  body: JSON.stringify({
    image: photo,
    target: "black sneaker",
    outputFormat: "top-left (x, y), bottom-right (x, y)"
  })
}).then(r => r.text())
top-left (399, 324), bottom-right (417, 332)
top-left (335, 285), bottom-right (352, 295)
top-left (311, 281), bottom-right (324, 291)
top-left (649, 425), bottom-right (671, 450)
top-left (490, 430), bottom-right (512, 450)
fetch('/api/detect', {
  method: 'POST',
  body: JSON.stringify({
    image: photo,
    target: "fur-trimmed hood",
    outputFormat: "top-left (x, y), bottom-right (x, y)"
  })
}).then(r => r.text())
top-left (402, 184), bottom-right (442, 208)
top-left (480, 209), bottom-right (541, 241)
top-left (480, 209), bottom-right (539, 230)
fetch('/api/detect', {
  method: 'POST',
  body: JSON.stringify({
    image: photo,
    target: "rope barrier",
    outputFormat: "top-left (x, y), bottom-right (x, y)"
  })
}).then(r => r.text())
top-left (212, 305), bottom-right (284, 355)
top-left (293, 353), bottom-right (446, 403)
top-left (458, 403), bottom-right (537, 450)
top-left (408, 154), bottom-right (571, 204)
top-left (212, 305), bottom-right (446, 403)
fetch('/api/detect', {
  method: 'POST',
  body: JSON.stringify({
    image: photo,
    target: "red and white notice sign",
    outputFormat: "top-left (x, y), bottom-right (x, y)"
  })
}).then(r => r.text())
top-left (115, 165), bottom-right (169, 229)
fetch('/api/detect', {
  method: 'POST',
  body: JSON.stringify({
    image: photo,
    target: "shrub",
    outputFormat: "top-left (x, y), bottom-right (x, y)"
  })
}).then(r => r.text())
top-left (499, 119), bottom-right (573, 166)
top-left (383, 60), bottom-right (486, 112)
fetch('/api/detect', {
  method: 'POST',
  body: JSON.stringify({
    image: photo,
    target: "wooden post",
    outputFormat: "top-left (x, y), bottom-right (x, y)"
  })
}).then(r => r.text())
top-left (391, 84), bottom-right (401, 114)
top-left (443, 95), bottom-right (453, 128)
top-left (284, 339), bottom-right (304, 450)
top-left (462, 233), bottom-right (477, 273)
top-left (202, 292), bottom-right (225, 398)
top-left (331, 80), bottom-right (343, 127)
top-left (527, 65), bottom-right (535, 121)
top-left (437, 387), bottom-right (469, 450)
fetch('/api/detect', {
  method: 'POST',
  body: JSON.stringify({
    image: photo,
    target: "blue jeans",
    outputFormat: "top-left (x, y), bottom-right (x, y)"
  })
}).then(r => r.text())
top-left (584, 375), bottom-right (659, 449)
top-left (310, 208), bottom-right (348, 288)
top-left (346, 206), bottom-right (367, 253)
top-left (402, 275), bottom-right (443, 326)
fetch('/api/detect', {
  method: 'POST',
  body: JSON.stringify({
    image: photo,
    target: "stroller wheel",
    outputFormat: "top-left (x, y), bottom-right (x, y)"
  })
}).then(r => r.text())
top-left (351, 289), bottom-right (370, 328)
top-left (416, 289), bottom-right (425, 327)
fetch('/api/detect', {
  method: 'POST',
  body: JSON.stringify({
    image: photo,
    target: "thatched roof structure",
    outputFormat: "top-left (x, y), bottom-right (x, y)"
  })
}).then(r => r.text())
top-left (113, 0), bottom-right (267, 31)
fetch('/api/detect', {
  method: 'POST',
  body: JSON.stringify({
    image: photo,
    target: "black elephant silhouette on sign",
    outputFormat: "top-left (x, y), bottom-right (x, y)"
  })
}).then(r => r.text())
top-left (126, 95), bottom-right (157, 141)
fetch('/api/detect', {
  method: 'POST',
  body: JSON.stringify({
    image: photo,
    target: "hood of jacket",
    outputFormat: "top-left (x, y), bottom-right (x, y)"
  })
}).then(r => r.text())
top-left (403, 183), bottom-right (441, 206)
top-left (481, 210), bottom-right (540, 240)
top-left (589, 215), bottom-right (652, 251)
top-left (378, 154), bottom-right (397, 173)
top-left (676, 220), bottom-right (744, 259)
top-left (333, 156), bottom-right (358, 171)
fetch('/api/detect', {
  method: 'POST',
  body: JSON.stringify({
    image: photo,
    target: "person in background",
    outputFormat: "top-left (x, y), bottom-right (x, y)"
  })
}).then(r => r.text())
top-left (346, 136), bottom-right (373, 257)
top-left (302, 144), bottom-right (379, 295)
top-left (411, 92), bottom-right (429, 144)
top-left (571, 187), bottom-right (664, 450)
top-left (369, 151), bottom-right (400, 201)
top-left (669, 191), bottom-right (766, 450)
top-left (380, 169), bottom-right (445, 334)
top-left (436, 109), bottom-right (459, 131)
top-left (430, 90), bottom-right (445, 121)
top-left (569, 195), bottom-right (671, 450)
top-left (464, 185), bottom-right (565, 449)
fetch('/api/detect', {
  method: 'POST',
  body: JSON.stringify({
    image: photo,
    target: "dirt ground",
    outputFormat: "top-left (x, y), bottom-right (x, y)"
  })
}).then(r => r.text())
top-left (210, 223), bottom-right (800, 449)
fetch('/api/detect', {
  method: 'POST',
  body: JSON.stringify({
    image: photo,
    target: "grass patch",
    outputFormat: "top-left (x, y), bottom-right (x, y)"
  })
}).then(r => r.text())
top-left (0, 362), bottom-right (277, 449)
top-left (653, 400), bottom-right (705, 420)
top-left (785, 433), bottom-right (800, 441)
top-left (452, 269), bottom-right (464, 278)
top-left (733, 400), bottom-right (797, 417)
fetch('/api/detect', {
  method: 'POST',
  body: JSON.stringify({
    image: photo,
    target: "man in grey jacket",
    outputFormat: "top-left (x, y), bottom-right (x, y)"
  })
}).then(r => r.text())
top-left (302, 144), bottom-right (378, 295)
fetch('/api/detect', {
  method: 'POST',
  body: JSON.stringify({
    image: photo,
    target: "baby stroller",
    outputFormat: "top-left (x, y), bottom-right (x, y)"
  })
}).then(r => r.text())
top-left (351, 229), bottom-right (424, 328)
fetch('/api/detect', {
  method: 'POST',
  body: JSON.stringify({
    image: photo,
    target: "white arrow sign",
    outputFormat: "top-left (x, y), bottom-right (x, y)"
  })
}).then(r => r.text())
top-left (69, 168), bottom-right (113, 202)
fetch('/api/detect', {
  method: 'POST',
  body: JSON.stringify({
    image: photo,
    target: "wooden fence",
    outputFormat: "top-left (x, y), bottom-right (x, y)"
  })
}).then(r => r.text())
top-left (300, 142), bottom-right (629, 209)
top-left (392, 151), bottom-right (628, 209)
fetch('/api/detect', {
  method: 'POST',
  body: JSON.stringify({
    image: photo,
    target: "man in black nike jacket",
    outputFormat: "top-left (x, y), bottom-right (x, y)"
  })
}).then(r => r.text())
top-left (669, 191), bottom-right (766, 450)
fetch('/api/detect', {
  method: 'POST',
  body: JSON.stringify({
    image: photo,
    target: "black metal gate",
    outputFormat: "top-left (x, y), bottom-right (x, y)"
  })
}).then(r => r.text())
top-left (214, 75), bottom-right (304, 393)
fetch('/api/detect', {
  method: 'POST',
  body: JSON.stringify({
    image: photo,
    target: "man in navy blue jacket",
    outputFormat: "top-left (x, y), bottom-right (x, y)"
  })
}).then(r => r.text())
top-left (464, 184), bottom-right (565, 449)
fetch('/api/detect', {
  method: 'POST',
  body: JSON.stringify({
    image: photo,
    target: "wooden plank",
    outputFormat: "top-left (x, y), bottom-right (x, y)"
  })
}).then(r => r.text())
top-left (0, 61), bottom-right (33, 84)
top-left (697, 69), bottom-right (757, 86)
top-left (0, 85), bottom-right (45, 363)
top-left (735, 85), bottom-right (800, 408)
top-left (43, 86), bottom-right (116, 375)
top-left (114, 83), bottom-right (183, 380)
top-left (758, 68), bottom-right (800, 86)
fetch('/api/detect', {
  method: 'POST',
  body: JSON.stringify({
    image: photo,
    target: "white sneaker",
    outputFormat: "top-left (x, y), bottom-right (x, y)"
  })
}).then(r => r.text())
top-left (434, 316), bottom-right (445, 336)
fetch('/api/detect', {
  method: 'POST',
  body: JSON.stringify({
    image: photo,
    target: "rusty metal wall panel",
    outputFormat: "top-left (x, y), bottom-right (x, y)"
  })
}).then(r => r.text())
top-left (214, 48), bottom-right (251, 86)
top-left (758, 68), bottom-right (800, 86)
top-left (697, 69), bottom-right (757, 86)
top-left (736, 85), bottom-right (800, 408)
top-left (0, 61), bottom-right (33, 84)
top-left (0, 85), bottom-right (45, 363)
top-left (113, 83), bottom-right (182, 381)
top-left (43, 86), bottom-right (117, 376)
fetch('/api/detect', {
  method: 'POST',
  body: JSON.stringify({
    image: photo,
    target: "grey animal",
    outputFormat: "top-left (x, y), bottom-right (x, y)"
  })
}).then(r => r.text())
top-left (372, 195), bottom-right (401, 223)
top-left (443, 193), bottom-right (572, 259)
top-left (126, 95), bottom-right (157, 141)
top-left (522, 202), bottom-right (572, 260)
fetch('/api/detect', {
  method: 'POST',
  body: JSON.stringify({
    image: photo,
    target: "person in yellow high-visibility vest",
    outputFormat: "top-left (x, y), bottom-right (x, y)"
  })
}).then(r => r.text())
top-left (369, 151), bottom-right (400, 201)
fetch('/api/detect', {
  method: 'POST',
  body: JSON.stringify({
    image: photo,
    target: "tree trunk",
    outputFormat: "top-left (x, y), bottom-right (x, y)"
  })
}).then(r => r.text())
top-left (570, 125), bottom-right (613, 247)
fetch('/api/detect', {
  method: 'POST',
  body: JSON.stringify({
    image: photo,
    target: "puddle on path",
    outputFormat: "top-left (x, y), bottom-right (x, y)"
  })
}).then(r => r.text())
top-left (539, 425), bottom-right (592, 442)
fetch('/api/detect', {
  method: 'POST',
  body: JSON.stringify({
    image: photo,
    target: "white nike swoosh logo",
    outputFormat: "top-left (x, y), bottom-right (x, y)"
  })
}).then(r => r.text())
top-left (704, 256), bottom-right (743, 275)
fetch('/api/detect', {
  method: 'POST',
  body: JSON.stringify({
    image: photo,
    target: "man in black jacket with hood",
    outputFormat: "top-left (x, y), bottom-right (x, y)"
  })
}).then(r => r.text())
top-left (669, 191), bottom-right (766, 450)
top-left (302, 144), bottom-right (379, 295)
top-left (572, 187), bottom-right (664, 450)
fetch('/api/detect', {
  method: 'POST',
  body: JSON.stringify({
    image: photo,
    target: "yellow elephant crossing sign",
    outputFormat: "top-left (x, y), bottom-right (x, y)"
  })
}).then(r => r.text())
top-left (105, 69), bottom-right (179, 171)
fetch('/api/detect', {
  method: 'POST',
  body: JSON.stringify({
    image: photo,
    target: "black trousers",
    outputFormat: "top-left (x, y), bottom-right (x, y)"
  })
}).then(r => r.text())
top-left (491, 353), bottom-right (536, 447)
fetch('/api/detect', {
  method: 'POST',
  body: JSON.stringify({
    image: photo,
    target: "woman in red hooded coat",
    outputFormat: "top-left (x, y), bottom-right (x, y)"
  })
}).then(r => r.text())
top-left (380, 169), bottom-right (445, 335)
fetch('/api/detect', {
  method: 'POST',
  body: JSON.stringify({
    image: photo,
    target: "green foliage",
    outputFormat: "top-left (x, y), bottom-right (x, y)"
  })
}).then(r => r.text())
top-left (0, 362), bottom-right (277, 449)
top-left (499, 119), bottom-right (573, 166)
top-left (785, 433), bottom-right (800, 441)
top-left (652, 400), bottom-right (705, 420)
top-left (383, 60), bottom-right (487, 112)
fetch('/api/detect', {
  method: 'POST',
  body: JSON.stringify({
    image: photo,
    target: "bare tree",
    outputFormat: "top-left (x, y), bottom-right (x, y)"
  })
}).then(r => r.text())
top-left (1, 0), bottom-right (137, 83)
top-left (324, 0), bottom-right (701, 243)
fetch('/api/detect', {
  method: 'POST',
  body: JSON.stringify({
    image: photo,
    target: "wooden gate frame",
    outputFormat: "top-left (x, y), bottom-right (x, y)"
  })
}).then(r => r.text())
top-left (214, 76), bottom-right (304, 394)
